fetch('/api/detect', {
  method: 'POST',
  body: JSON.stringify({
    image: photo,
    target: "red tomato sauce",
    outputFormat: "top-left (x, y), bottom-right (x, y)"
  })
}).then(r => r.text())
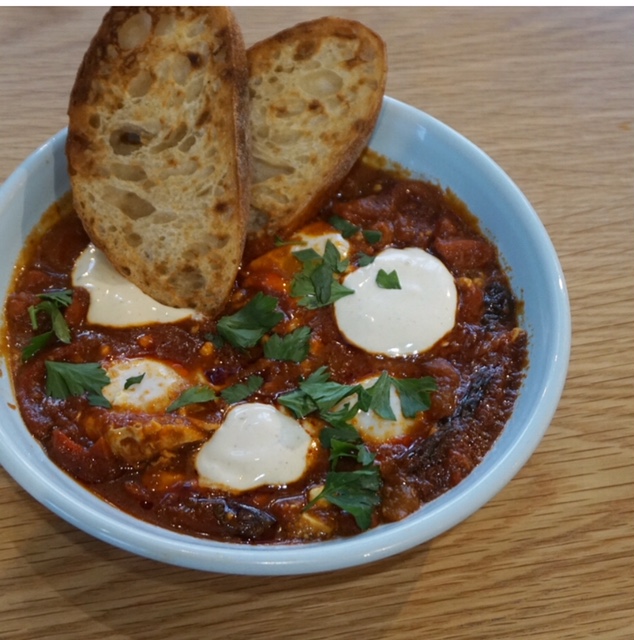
top-left (2, 156), bottom-right (528, 543)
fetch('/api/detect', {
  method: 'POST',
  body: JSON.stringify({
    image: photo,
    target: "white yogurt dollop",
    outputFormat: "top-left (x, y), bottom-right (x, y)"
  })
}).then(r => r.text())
top-left (334, 247), bottom-right (457, 356)
top-left (72, 243), bottom-right (197, 326)
top-left (196, 403), bottom-right (313, 492)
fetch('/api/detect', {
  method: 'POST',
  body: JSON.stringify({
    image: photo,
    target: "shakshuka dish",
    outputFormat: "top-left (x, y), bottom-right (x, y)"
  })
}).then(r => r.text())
top-left (2, 155), bottom-right (528, 544)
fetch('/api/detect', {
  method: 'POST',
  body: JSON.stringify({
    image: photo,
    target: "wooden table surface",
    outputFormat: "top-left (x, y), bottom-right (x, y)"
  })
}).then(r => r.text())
top-left (1, 7), bottom-right (632, 640)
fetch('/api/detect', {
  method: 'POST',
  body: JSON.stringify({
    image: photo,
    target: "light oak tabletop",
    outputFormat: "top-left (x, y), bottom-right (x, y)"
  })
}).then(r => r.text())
top-left (0, 7), bottom-right (632, 640)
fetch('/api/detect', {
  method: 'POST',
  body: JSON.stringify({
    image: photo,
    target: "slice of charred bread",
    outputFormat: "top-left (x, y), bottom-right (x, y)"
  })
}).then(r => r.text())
top-left (67, 7), bottom-right (250, 316)
top-left (245, 17), bottom-right (387, 255)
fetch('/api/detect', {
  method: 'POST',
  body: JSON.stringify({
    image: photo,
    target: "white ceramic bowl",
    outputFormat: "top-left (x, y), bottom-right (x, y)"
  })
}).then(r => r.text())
top-left (0, 97), bottom-right (570, 575)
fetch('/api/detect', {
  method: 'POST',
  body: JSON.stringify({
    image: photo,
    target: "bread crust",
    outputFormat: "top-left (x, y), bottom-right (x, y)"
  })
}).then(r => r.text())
top-left (245, 17), bottom-right (387, 257)
top-left (67, 7), bottom-right (250, 317)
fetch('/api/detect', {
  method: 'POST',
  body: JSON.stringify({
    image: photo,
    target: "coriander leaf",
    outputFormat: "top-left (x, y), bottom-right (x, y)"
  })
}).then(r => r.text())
top-left (28, 290), bottom-right (73, 346)
top-left (124, 373), bottom-right (145, 389)
top-left (167, 385), bottom-right (217, 412)
top-left (320, 422), bottom-right (363, 449)
top-left (291, 241), bottom-right (354, 309)
top-left (263, 326), bottom-right (311, 362)
top-left (305, 276), bottom-right (354, 310)
top-left (45, 361), bottom-right (110, 402)
top-left (307, 468), bottom-right (382, 530)
top-left (38, 289), bottom-right (73, 307)
top-left (87, 392), bottom-right (112, 409)
top-left (320, 401), bottom-right (360, 429)
top-left (366, 371), bottom-right (397, 420)
top-left (216, 292), bottom-right (283, 349)
top-left (328, 439), bottom-right (359, 466)
top-left (292, 247), bottom-right (322, 264)
top-left (29, 300), bottom-right (71, 343)
top-left (221, 375), bottom-right (264, 404)
top-left (328, 215), bottom-right (359, 239)
top-left (376, 269), bottom-right (402, 290)
top-left (278, 365), bottom-right (332, 418)
top-left (22, 330), bottom-right (54, 362)
top-left (356, 444), bottom-right (376, 466)
top-left (392, 376), bottom-right (437, 418)
top-left (356, 252), bottom-right (375, 267)
top-left (322, 240), bottom-right (349, 274)
top-left (362, 229), bottom-right (382, 244)
top-left (311, 262), bottom-right (336, 307)
top-left (277, 387), bottom-right (317, 419)
top-left (50, 305), bottom-right (71, 343)
top-left (299, 375), bottom-right (360, 415)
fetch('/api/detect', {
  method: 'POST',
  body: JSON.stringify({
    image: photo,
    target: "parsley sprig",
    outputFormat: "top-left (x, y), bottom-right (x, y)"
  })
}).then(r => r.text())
top-left (290, 241), bottom-right (354, 309)
top-left (263, 326), bottom-right (311, 362)
top-left (22, 289), bottom-right (74, 361)
top-left (279, 366), bottom-right (436, 530)
top-left (167, 375), bottom-right (265, 412)
top-left (45, 361), bottom-right (111, 408)
top-left (216, 292), bottom-right (283, 349)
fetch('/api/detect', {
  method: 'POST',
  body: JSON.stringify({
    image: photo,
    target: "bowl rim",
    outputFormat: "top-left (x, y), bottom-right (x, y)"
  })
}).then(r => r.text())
top-left (0, 96), bottom-right (571, 575)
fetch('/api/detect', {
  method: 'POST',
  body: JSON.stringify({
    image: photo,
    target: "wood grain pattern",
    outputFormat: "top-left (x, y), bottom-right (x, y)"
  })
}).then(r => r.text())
top-left (1, 7), bottom-right (632, 639)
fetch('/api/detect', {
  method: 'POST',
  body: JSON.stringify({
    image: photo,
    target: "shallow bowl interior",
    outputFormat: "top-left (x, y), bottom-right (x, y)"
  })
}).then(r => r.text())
top-left (0, 97), bottom-right (570, 575)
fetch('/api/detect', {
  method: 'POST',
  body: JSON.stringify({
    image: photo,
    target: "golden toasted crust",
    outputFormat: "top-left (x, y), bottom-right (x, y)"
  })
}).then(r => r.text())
top-left (245, 17), bottom-right (387, 256)
top-left (67, 7), bottom-right (250, 317)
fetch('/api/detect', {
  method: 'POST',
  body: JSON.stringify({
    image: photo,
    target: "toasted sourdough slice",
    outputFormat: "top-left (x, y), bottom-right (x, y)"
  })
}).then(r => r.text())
top-left (245, 17), bottom-right (387, 256)
top-left (67, 7), bottom-right (250, 316)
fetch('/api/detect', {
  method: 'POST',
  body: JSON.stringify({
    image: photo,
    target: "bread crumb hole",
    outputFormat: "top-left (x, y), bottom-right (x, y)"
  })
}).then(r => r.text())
top-left (298, 70), bottom-right (343, 97)
top-left (172, 53), bottom-right (192, 85)
top-left (252, 157), bottom-right (295, 184)
top-left (155, 14), bottom-right (175, 37)
top-left (89, 114), bottom-right (100, 129)
top-left (128, 69), bottom-right (154, 98)
top-left (151, 122), bottom-right (188, 153)
top-left (152, 211), bottom-right (178, 224)
top-left (110, 126), bottom-right (153, 156)
top-left (118, 12), bottom-right (152, 50)
top-left (104, 187), bottom-right (156, 220)
top-left (179, 135), bottom-right (196, 153)
top-left (126, 232), bottom-right (142, 247)
top-left (171, 267), bottom-right (205, 292)
top-left (111, 163), bottom-right (148, 182)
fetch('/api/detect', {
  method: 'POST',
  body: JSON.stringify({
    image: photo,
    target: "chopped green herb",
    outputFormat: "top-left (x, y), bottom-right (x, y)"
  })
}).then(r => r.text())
top-left (366, 371), bottom-right (397, 420)
top-left (216, 292), bottom-right (283, 349)
top-left (221, 375), bottom-right (264, 404)
top-left (356, 252), bottom-right (375, 267)
top-left (392, 376), bottom-right (437, 418)
top-left (263, 326), bottom-right (311, 362)
top-left (328, 215), bottom-right (359, 239)
top-left (38, 289), bottom-right (73, 307)
top-left (322, 241), bottom-right (349, 274)
top-left (284, 366), bottom-right (436, 530)
top-left (291, 241), bottom-right (354, 309)
top-left (362, 229), bottom-right (382, 244)
top-left (167, 385), bottom-right (217, 412)
top-left (376, 269), bottom-right (401, 290)
top-left (306, 469), bottom-right (382, 531)
top-left (22, 331), bottom-right (54, 362)
top-left (124, 373), bottom-right (145, 389)
top-left (23, 289), bottom-right (74, 360)
top-left (45, 361), bottom-right (111, 407)
top-left (279, 366), bottom-right (354, 418)
top-left (293, 247), bottom-right (322, 264)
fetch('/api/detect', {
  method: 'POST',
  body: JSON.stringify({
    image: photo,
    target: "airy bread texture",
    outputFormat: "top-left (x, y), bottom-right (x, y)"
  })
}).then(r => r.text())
top-left (245, 17), bottom-right (387, 255)
top-left (67, 7), bottom-right (250, 316)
